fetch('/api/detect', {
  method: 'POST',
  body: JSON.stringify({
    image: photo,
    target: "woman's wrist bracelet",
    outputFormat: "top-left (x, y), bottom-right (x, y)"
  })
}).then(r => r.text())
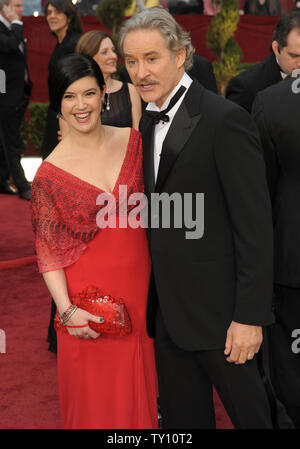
top-left (60, 304), bottom-right (74, 321)
top-left (60, 304), bottom-right (78, 325)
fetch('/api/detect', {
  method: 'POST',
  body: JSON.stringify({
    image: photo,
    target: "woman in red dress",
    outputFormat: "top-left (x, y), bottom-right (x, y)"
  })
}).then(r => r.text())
top-left (31, 53), bottom-right (158, 429)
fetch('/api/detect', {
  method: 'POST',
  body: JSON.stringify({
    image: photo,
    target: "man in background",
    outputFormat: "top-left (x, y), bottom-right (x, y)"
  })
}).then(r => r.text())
top-left (0, 0), bottom-right (32, 200)
top-left (226, 11), bottom-right (300, 112)
top-left (252, 74), bottom-right (300, 428)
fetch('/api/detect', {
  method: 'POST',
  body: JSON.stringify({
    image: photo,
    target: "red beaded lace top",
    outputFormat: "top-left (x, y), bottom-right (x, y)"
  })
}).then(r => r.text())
top-left (31, 128), bottom-right (144, 273)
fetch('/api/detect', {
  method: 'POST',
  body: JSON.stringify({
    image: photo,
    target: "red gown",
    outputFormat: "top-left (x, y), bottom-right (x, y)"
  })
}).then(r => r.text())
top-left (31, 129), bottom-right (158, 429)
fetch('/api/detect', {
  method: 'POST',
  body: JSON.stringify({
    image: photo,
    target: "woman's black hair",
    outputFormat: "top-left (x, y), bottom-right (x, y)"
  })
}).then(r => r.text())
top-left (44, 0), bottom-right (82, 35)
top-left (49, 53), bottom-right (105, 113)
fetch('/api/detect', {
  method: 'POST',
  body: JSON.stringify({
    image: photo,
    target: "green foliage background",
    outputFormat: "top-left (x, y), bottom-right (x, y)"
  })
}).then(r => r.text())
top-left (21, 102), bottom-right (48, 155)
top-left (207, 0), bottom-right (243, 95)
top-left (96, 0), bottom-right (132, 40)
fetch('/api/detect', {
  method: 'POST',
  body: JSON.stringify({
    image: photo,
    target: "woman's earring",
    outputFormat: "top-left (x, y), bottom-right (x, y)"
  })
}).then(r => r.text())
top-left (102, 93), bottom-right (110, 112)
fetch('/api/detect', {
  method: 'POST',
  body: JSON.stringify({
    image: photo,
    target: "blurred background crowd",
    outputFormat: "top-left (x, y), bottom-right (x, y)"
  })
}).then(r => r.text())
top-left (24, 0), bottom-right (300, 16)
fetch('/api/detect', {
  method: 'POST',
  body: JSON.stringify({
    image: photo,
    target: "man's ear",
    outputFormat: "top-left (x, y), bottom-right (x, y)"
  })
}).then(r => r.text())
top-left (176, 47), bottom-right (187, 70)
top-left (272, 40), bottom-right (280, 56)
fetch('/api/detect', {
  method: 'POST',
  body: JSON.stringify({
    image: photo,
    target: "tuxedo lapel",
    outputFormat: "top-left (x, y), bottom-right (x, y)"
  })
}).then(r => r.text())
top-left (155, 82), bottom-right (203, 193)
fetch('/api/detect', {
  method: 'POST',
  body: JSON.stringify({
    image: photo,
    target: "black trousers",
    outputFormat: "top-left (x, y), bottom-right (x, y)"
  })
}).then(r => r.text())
top-left (154, 309), bottom-right (273, 429)
top-left (268, 285), bottom-right (300, 428)
top-left (0, 102), bottom-right (30, 193)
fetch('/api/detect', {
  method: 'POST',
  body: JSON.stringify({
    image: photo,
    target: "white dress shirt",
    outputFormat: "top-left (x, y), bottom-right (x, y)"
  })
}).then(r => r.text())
top-left (275, 56), bottom-right (288, 79)
top-left (146, 72), bottom-right (193, 181)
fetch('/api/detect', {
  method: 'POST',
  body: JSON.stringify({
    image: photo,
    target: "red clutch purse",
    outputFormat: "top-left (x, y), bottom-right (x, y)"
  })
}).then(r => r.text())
top-left (54, 285), bottom-right (132, 336)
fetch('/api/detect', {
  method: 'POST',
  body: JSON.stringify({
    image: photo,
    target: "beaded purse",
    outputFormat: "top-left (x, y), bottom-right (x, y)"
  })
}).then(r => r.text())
top-left (54, 285), bottom-right (132, 336)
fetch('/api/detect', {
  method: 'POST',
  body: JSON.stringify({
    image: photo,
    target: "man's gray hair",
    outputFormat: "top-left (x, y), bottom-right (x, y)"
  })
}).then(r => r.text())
top-left (0, 0), bottom-right (10, 11)
top-left (118, 7), bottom-right (195, 71)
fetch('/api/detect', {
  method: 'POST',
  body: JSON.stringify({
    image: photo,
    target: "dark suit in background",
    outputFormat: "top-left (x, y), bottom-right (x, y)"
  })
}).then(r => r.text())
top-left (226, 50), bottom-right (295, 428)
top-left (41, 30), bottom-right (81, 160)
top-left (0, 19), bottom-right (32, 195)
top-left (140, 79), bottom-right (275, 428)
top-left (226, 53), bottom-right (282, 112)
top-left (252, 76), bottom-right (300, 428)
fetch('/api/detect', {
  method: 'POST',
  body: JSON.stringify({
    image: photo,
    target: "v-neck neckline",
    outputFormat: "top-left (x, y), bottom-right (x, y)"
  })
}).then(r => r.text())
top-left (44, 128), bottom-right (133, 195)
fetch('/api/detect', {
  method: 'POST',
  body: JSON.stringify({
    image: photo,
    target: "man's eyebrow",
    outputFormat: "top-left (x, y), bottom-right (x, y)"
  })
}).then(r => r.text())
top-left (124, 51), bottom-right (159, 58)
top-left (287, 51), bottom-right (300, 57)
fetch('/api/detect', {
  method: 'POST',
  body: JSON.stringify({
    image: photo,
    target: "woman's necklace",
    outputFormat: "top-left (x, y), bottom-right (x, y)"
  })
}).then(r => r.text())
top-left (105, 77), bottom-right (112, 111)
top-left (105, 93), bottom-right (110, 111)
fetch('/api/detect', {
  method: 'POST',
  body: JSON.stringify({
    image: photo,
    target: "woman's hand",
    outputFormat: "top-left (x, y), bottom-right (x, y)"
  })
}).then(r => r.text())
top-left (65, 307), bottom-right (102, 339)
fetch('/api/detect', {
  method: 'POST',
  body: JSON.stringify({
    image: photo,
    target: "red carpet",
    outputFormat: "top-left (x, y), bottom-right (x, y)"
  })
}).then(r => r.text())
top-left (0, 194), bottom-right (233, 429)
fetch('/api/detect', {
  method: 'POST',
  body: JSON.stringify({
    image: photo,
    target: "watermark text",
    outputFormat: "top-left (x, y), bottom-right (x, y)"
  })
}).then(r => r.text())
top-left (95, 185), bottom-right (204, 240)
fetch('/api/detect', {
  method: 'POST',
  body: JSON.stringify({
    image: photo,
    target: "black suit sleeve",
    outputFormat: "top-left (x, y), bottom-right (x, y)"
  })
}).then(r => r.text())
top-left (0, 23), bottom-right (24, 54)
top-left (226, 75), bottom-right (253, 113)
top-left (213, 104), bottom-right (273, 325)
top-left (252, 92), bottom-right (280, 203)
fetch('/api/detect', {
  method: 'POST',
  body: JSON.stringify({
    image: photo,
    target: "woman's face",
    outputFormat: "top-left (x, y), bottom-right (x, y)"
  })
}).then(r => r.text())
top-left (93, 37), bottom-right (118, 78)
top-left (61, 76), bottom-right (104, 134)
top-left (46, 4), bottom-right (70, 36)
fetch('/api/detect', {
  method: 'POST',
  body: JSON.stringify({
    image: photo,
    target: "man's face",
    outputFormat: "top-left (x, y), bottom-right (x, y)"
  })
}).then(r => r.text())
top-left (9, 0), bottom-right (23, 20)
top-left (123, 28), bottom-right (186, 108)
top-left (272, 28), bottom-right (300, 74)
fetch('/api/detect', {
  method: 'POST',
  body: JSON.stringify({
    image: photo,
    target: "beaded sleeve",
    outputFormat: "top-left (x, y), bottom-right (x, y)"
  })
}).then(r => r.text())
top-left (31, 128), bottom-right (144, 273)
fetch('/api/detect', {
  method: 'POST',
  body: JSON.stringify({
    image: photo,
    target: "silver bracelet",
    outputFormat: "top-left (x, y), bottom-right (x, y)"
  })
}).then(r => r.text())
top-left (61, 305), bottom-right (78, 325)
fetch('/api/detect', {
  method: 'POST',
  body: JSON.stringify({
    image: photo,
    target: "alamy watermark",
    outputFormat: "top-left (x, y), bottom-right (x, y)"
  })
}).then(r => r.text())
top-left (291, 329), bottom-right (300, 354)
top-left (291, 69), bottom-right (300, 94)
top-left (0, 69), bottom-right (6, 94)
top-left (0, 329), bottom-right (6, 354)
top-left (95, 185), bottom-right (205, 240)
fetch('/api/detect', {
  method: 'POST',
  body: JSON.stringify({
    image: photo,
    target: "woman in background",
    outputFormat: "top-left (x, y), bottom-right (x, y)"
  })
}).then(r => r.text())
top-left (75, 30), bottom-right (142, 130)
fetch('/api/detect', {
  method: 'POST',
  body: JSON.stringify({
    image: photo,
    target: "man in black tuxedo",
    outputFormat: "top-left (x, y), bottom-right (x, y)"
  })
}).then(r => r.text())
top-left (0, 0), bottom-right (32, 200)
top-left (252, 75), bottom-right (300, 428)
top-left (226, 11), bottom-right (300, 113)
top-left (119, 7), bottom-right (275, 428)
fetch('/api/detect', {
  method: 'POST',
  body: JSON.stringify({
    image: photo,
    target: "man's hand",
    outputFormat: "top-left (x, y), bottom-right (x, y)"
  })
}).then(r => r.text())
top-left (224, 321), bottom-right (263, 364)
top-left (2, 5), bottom-right (18, 22)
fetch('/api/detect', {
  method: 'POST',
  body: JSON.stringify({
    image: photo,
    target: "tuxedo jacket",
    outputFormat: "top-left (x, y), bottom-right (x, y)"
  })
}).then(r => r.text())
top-left (252, 77), bottom-right (300, 288)
top-left (0, 21), bottom-right (31, 108)
top-left (140, 80), bottom-right (274, 351)
top-left (226, 53), bottom-right (282, 113)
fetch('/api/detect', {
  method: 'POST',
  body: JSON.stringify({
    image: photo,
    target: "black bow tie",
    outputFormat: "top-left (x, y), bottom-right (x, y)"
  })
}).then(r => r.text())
top-left (145, 85), bottom-right (187, 124)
